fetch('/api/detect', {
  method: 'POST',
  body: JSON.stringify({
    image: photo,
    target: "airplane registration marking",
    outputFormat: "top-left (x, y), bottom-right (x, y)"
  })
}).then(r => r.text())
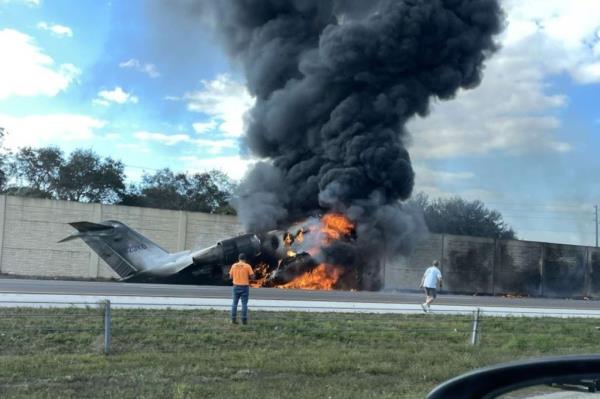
top-left (125, 243), bottom-right (148, 253)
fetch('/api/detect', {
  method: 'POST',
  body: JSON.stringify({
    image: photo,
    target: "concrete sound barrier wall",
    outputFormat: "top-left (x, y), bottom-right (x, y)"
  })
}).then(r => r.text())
top-left (385, 233), bottom-right (600, 298)
top-left (1, 195), bottom-right (598, 299)
top-left (0, 195), bottom-right (244, 280)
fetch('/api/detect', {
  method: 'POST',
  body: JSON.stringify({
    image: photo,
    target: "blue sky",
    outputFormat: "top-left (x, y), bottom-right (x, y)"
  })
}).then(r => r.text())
top-left (1, 0), bottom-right (600, 247)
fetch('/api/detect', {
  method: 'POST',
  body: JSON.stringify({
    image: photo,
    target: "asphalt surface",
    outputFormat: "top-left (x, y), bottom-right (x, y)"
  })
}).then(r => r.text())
top-left (1, 278), bottom-right (600, 310)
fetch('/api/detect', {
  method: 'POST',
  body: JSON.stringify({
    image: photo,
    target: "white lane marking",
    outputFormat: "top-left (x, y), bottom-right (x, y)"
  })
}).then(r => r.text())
top-left (2, 293), bottom-right (600, 317)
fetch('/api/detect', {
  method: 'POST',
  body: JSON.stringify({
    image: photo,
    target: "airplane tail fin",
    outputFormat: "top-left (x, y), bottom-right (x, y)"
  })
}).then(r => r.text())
top-left (60, 220), bottom-right (169, 279)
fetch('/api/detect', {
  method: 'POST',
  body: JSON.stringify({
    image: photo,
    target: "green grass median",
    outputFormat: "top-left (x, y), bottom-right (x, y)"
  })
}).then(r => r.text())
top-left (1, 307), bottom-right (599, 398)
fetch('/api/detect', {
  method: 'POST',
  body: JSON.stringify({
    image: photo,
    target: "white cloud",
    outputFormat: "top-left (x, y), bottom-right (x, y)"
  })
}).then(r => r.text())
top-left (37, 22), bottom-right (73, 38)
top-left (116, 143), bottom-right (151, 153)
top-left (184, 74), bottom-right (255, 137)
top-left (119, 58), bottom-right (160, 78)
top-left (407, 0), bottom-right (600, 160)
top-left (0, 113), bottom-right (105, 149)
top-left (192, 120), bottom-right (218, 134)
top-left (573, 62), bottom-right (600, 84)
top-left (1, 0), bottom-right (40, 6)
top-left (104, 133), bottom-right (120, 141)
top-left (415, 186), bottom-right (500, 205)
top-left (193, 138), bottom-right (238, 154)
top-left (412, 164), bottom-right (490, 199)
top-left (133, 132), bottom-right (190, 146)
top-left (94, 86), bottom-right (138, 106)
top-left (415, 165), bottom-right (474, 185)
top-left (179, 155), bottom-right (255, 181)
top-left (92, 99), bottom-right (110, 107)
top-left (502, 0), bottom-right (600, 82)
top-left (0, 29), bottom-right (80, 99)
top-left (132, 131), bottom-right (238, 154)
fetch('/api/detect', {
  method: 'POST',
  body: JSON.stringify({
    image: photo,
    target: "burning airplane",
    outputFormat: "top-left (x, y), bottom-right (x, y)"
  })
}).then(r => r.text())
top-left (205, 0), bottom-right (504, 285)
top-left (66, 0), bottom-right (504, 290)
top-left (59, 213), bottom-right (362, 289)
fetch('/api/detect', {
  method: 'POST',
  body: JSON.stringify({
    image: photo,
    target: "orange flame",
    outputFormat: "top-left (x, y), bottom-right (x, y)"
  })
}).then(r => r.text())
top-left (250, 262), bottom-right (271, 288)
top-left (251, 213), bottom-right (354, 290)
top-left (277, 213), bottom-right (354, 290)
top-left (321, 213), bottom-right (354, 242)
top-left (279, 264), bottom-right (342, 290)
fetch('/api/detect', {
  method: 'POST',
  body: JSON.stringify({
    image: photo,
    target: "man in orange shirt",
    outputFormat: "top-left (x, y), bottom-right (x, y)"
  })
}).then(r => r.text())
top-left (229, 253), bottom-right (255, 325)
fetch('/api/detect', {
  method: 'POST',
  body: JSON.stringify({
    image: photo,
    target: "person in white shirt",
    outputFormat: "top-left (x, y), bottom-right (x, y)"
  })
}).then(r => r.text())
top-left (420, 260), bottom-right (443, 313)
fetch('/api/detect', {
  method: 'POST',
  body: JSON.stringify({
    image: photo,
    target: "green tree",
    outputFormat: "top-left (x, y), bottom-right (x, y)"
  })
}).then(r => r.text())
top-left (409, 192), bottom-right (516, 239)
top-left (187, 171), bottom-right (236, 214)
top-left (10, 146), bottom-right (64, 196)
top-left (0, 127), bottom-right (8, 192)
top-left (121, 168), bottom-right (236, 214)
top-left (3, 142), bottom-right (234, 212)
top-left (122, 169), bottom-right (188, 210)
top-left (56, 149), bottom-right (125, 203)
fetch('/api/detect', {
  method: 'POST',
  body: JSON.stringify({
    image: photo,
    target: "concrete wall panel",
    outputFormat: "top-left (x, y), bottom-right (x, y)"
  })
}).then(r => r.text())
top-left (494, 240), bottom-right (542, 296)
top-left (2, 247), bottom-right (90, 277)
top-left (383, 234), bottom-right (443, 290)
top-left (2, 197), bottom-right (95, 277)
top-left (589, 248), bottom-right (600, 297)
top-left (542, 243), bottom-right (587, 298)
top-left (443, 234), bottom-right (495, 294)
top-left (185, 213), bottom-right (243, 251)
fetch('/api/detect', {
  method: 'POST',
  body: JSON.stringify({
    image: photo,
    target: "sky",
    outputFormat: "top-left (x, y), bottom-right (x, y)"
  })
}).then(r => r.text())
top-left (1, 0), bottom-right (600, 247)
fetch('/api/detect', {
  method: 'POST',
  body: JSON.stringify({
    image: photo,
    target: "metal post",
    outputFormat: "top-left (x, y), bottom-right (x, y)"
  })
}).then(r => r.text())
top-left (470, 308), bottom-right (481, 346)
top-left (595, 205), bottom-right (598, 248)
top-left (103, 300), bottom-right (111, 354)
top-left (540, 245), bottom-right (545, 297)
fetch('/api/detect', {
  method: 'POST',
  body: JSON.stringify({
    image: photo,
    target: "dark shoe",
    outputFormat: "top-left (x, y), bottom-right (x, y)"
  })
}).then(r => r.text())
top-left (241, 319), bottom-right (247, 325)
top-left (232, 319), bottom-right (238, 324)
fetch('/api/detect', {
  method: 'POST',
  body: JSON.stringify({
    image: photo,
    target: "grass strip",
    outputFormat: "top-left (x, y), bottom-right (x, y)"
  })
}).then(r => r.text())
top-left (1, 307), bottom-right (599, 398)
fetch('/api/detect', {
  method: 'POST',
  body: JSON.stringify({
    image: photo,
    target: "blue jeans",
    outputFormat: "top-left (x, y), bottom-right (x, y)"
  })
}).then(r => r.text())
top-left (231, 285), bottom-right (249, 321)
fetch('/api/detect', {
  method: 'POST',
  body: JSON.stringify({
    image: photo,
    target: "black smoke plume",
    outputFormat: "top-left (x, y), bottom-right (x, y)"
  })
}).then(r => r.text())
top-left (213, 0), bottom-right (503, 270)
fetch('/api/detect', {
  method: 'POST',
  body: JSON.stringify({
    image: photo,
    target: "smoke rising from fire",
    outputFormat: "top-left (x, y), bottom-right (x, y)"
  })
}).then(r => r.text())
top-left (212, 0), bottom-right (503, 266)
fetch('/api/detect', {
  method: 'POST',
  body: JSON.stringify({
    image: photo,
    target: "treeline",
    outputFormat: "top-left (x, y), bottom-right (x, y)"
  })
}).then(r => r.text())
top-left (0, 130), bottom-right (515, 237)
top-left (408, 192), bottom-right (516, 239)
top-left (0, 143), bottom-right (236, 215)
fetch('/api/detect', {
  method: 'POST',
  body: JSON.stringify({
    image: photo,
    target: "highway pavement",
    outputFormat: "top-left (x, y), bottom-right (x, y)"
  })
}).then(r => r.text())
top-left (1, 277), bottom-right (599, 310)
